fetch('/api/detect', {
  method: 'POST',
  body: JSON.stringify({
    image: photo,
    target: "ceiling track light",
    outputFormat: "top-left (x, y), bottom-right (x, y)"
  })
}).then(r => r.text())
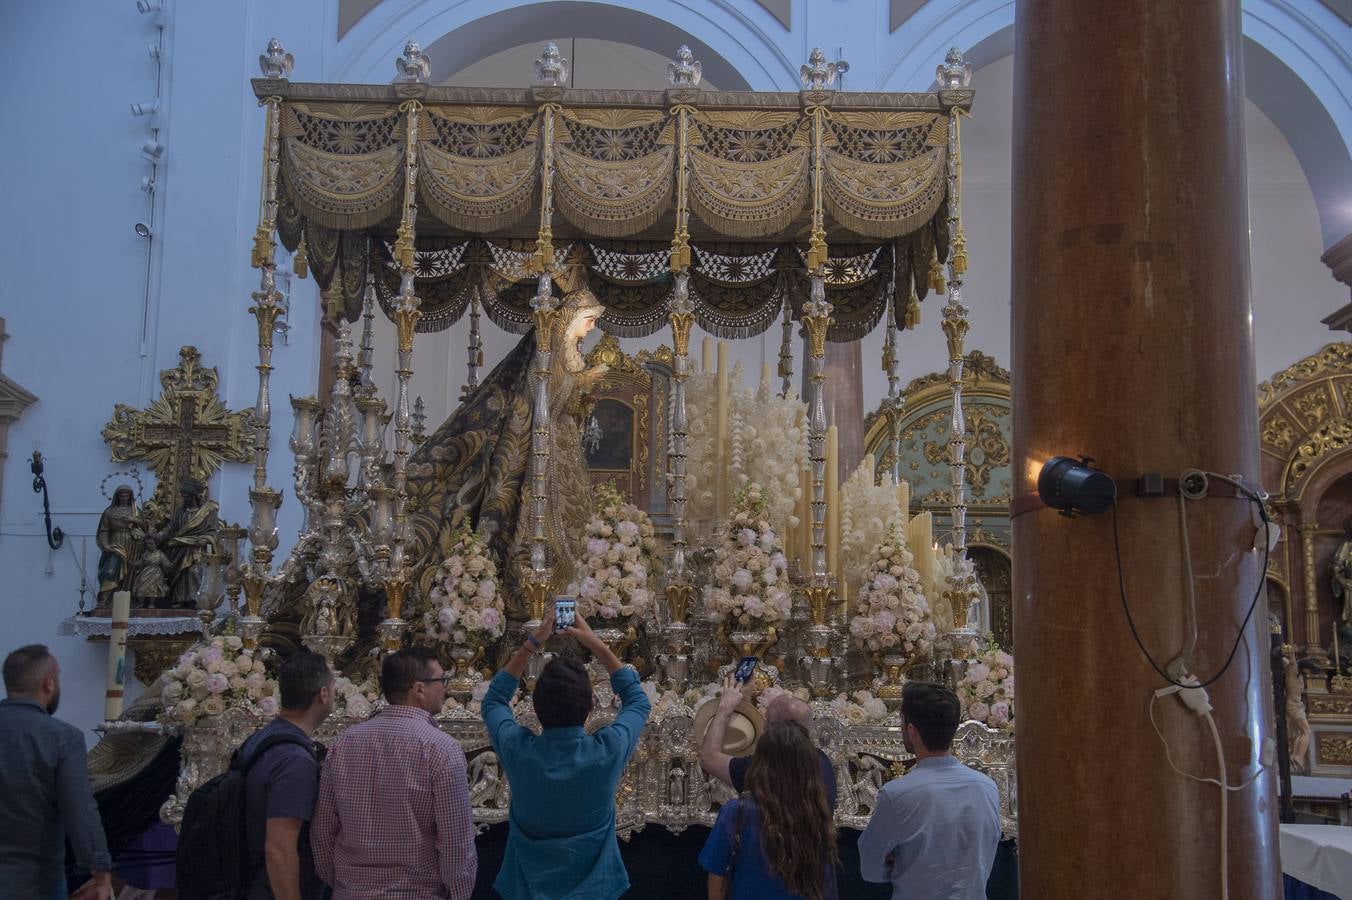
top-left (131, 99), bottom-right (159, 116)
top-left (140, 175), bottom-right (156, 193)
top-left (141, 139), bottom-right (165, 162)
top-left (135, 223), bottom-right (153, 238)
top-left (1036, 455), bottom-right (1116, 518)
top-left (135, 0), bottom-right (163, 13)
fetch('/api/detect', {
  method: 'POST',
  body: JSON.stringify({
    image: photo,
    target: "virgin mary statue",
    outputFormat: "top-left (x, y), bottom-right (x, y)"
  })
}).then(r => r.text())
top-left (406, 289), bottom-right (608, 620)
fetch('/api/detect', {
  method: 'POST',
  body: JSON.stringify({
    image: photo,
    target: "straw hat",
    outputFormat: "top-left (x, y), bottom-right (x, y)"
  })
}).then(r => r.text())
top-left (692, 695), bottom-right (765, 757)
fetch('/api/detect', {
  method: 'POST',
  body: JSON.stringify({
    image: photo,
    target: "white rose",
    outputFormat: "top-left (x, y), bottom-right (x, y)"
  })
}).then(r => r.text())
top-left (225, 635), bottom-right (244, 651)
top-left (186, 669), bottom-right (208, 688)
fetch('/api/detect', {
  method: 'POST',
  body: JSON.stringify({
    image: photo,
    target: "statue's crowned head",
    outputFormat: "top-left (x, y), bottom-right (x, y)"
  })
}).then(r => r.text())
top-left (552, 289), bottom-right (606, 370)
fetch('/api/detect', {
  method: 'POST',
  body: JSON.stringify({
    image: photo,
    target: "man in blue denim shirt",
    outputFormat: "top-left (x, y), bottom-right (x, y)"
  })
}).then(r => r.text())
top-left (482, 611), bottom-right (651, 899)
top-left (0, 645), bottom-right (112, 900)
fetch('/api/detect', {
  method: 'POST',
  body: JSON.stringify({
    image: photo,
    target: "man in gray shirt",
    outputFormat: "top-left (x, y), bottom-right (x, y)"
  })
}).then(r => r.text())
top-left (0, 644), bottom-right (112, 900)
top-left (858, 681), bottom-right (1001, 899)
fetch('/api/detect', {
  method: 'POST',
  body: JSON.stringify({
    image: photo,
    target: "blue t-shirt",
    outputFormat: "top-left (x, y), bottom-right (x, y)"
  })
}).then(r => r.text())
top-left (699, 798), bottom-right (838, 900)
top-left (240, 718), bottom-right (325, 900)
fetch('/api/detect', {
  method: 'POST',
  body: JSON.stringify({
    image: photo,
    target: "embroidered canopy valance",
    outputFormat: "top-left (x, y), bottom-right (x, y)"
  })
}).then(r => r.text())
top-left (256, 79), bottom-right (974, 340)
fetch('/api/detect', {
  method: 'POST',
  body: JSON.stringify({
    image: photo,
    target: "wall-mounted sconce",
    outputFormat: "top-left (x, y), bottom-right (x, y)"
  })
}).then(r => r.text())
top-left (30, 450), bottom-right (64, 549)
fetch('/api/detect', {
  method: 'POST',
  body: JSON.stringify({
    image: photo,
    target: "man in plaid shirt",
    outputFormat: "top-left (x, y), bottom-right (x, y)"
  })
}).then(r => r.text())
top-left (310, 647), bottom-right (476, 899)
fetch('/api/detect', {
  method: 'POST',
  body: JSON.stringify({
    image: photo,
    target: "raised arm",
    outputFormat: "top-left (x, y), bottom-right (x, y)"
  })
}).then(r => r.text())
top-left (483, 611), bottom-right (555, 750)
top-left (568, 617), bottom-right (650, 751)
top-left (699, 674), bottom-right (748, 788)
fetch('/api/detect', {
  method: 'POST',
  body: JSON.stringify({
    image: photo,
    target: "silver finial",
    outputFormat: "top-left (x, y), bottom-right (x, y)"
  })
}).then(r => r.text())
top-left (259, 38), bottom-right (294, 79)
top-left (394, 41), bottom-right (431, 84)
top-left (667, 45), bottom-right (702, 87)
top-left (800, 48), bottom-right (848, 90)
top-left (534, 42), bottom-right (568, 87)
top-left (936, 47), bottom-right (971, 89)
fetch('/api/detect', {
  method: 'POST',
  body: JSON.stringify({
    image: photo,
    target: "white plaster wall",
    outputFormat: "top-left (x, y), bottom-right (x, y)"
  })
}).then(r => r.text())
top-left (0, 1), bottom-right (1345, 741)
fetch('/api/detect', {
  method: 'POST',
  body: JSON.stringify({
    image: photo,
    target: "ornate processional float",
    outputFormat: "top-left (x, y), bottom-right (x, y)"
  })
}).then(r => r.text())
top-left (131, 38), bottom-right (1016, 837)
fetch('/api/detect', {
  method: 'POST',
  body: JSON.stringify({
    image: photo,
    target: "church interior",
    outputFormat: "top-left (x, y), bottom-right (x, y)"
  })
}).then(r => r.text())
top-left (3, 0), bottom-right (1352, 897)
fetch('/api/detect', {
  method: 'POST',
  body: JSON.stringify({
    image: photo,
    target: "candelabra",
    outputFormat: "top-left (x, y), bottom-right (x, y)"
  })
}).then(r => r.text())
top-left (799, 275), bottom-right (837, 698)
top-left (660, 271), bottom-right (695, 692)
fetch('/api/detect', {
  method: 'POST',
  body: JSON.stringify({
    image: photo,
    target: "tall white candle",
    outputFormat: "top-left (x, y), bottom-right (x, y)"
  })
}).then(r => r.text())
top-left (104, 590), bottom-right (131, 720)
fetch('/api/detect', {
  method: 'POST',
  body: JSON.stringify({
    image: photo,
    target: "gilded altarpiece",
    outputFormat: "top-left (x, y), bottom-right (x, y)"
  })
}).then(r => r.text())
top-left (580, 334), bottom-right (671, 514)
top-left (1258, 342), bottom-right (1352, 775)
top-left (864, 351), bottom-right (1012, 648)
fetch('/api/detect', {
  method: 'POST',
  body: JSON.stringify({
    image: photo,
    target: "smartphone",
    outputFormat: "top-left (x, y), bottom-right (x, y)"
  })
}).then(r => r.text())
top-left (734, 656), bottom-right (758, 685)
top-left (554, 596), bottom-right (577, 632)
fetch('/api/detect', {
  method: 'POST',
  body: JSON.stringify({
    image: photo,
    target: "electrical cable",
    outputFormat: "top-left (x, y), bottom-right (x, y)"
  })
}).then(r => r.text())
top-left (1111, 473), bottom-right (1269, 691)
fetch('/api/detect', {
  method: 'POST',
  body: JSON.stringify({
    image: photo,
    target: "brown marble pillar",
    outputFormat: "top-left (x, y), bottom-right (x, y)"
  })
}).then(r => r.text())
top-left (1011, 1), bottom-right (1280, 897)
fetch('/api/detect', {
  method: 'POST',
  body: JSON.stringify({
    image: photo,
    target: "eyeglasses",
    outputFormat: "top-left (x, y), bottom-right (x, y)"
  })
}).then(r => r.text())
top-left (418, 674), bottom-right (452, 687)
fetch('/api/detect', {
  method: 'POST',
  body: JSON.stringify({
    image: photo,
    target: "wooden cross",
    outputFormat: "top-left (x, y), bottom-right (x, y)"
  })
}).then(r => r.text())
top-left (103, 346), bottom-right (254, 522)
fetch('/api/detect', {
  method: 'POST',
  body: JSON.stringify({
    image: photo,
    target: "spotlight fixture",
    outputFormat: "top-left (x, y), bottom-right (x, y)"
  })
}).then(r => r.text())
top-left (1037, 455), bottom-right (1116, 517)
top-left (130, 99), bottom-right (159, 116)
top-left (140, 175), bottom-right (156, 193)
top-left (147, 43), bottom-right (161, 61)
top-left (141, 139), bottom-right (164, 162)
top-left (135, 0), bottom-right (163, 13)
top-left (135, 222), bottom-right (152, 238)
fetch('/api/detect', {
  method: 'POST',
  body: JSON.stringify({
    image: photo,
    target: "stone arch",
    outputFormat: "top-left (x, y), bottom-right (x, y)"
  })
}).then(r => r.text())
top-left (329, 0), bottom-right (798, 91)
top-left (878, 0), bottom-right (1352, 248)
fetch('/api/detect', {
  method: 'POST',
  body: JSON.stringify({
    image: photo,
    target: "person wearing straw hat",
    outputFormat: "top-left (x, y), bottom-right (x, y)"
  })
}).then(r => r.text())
top-left (698, 675), bottom-right (837, 807)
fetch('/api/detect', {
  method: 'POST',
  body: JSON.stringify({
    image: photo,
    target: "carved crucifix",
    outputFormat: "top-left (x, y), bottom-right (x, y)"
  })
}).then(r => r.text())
top-left (102, 346), bottom-right (254, 524)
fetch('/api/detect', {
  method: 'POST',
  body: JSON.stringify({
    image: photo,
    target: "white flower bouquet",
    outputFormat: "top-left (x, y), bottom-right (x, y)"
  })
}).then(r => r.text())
top-left (958, 643), bottom-right (1015, 730)
top-left (848, 526), bottom-right (936, 662)
top-left (160, 631), bottom-right (277, 725)
top-left (828, 689), bottom-right (892, 725)
top-left (706, 483), bottom-right (792, 627)
top-left (572, 484), bottom-right (660, 623)
top-left (839, 464), bottom-right (905, 592)
top-left (332, 675), bottom-right (383, 720)
top-left (424, 524), bottom-right (506, 645)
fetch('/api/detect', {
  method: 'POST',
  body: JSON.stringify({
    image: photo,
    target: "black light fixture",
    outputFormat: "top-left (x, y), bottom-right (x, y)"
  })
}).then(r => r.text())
top-left (1037, 455), bottom-right (1116, 517)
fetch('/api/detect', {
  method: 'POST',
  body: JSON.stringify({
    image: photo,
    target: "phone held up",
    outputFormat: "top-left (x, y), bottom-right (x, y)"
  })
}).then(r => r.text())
top-left (554, 596), bottom-right (577, 632)
top-left (734, 656), bottom-right (758, 685)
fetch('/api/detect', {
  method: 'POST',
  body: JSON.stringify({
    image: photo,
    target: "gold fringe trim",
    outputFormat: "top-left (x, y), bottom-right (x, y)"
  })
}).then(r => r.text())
top-left (928, 248), bottom-right (946, 294)
top-left (294, 232), bottom-right (308, 278)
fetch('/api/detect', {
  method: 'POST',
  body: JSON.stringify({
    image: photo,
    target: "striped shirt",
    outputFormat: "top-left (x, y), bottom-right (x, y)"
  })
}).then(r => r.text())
top-left (310, 704), bottom-right (476, 899)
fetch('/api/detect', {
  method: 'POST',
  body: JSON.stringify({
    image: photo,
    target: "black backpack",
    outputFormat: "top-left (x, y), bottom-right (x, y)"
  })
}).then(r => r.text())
top-left (175, 732), bottom-right (314, 900)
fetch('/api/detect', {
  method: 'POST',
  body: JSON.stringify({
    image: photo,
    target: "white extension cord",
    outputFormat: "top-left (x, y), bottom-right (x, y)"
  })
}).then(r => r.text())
top-left (1150, 678), bottom-right (1270, 900)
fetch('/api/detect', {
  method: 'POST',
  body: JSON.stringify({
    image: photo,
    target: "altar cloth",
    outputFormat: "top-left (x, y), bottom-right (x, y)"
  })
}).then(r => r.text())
top-left (1281, 824), bottom-right (1352, 900)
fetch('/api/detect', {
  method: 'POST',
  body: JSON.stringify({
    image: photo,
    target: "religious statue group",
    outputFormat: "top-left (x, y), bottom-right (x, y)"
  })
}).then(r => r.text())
top-left (96, 479), bottom-right (220, 610)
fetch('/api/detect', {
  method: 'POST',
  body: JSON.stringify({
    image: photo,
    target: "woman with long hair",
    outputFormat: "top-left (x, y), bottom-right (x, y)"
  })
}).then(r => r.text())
top-left (699, 719), bottom-right (839, 899)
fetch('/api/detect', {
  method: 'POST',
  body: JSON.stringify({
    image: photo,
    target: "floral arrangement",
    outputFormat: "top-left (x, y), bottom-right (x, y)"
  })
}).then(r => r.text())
top-left (848, 526), bottom-right (936, 661)
top-left (839, 464), bottom-right (906, 592)
top-left (957, 643), bottom-right (1015, 730)
top-left (706, 484), bottom-right (792, 627)
top-left (423, 525), bottom-right (506, 645)
top-left (827, 689), bottom-right (891, 725)
top-left (441, 680), bottom-right (490, 717)
top-left (572, 484), bottom-right (660, 623)
top-left (161, 632), bottom-right (277, 725)
top-left (332, 675), bottom-right (382, 720)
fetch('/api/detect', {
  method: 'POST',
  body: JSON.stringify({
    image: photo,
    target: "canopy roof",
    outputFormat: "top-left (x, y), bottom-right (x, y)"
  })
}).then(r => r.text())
top-left (256, 79), bottom-right (974, 341)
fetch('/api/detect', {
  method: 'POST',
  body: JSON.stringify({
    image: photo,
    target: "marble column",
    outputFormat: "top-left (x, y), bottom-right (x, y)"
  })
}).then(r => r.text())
top-left (1011, 1), bottom-right (1280, 896)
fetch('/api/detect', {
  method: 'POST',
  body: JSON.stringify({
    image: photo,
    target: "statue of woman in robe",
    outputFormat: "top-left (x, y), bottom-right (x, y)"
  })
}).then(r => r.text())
top-left (406, 289), bottom-right (608, 621)
top-left (96, 485), bottom-right (144, 606)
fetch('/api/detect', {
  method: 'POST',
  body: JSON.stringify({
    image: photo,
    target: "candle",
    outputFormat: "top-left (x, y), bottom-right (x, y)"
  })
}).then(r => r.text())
top-left (896, 479), bottom-right (910, 522)
top-left (702, 336), bottom-right (713, 374)
top-left (715, 341), bottom-right (730, 521)
top-left (800, 466), bottom-right (813, 567)
top-left (104, 590), bottom-right (131, 720)
top-left (760, 362), bottom-right (773, 396)
top-left (826, 424), bottom-right (840, 587)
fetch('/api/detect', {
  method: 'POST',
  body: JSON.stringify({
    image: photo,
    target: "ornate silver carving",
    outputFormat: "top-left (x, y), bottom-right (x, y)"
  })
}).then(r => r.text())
top-left (800, 48), bottom-right (848, 90)
top-left (667, 45), bottom-right (702, 88)
top-left (937, 47), bottom-right (972, 90)
top-left (534, 42), bottom-right (569, 87)
top-left (259, 38), bottom-right (294, 80)
top-left (395, 41), bottom-right (431, 84)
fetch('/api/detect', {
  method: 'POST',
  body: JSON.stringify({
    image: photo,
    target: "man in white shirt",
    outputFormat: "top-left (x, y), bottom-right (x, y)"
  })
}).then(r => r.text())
top-left (858, 681), bottom-right (1001, 899)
